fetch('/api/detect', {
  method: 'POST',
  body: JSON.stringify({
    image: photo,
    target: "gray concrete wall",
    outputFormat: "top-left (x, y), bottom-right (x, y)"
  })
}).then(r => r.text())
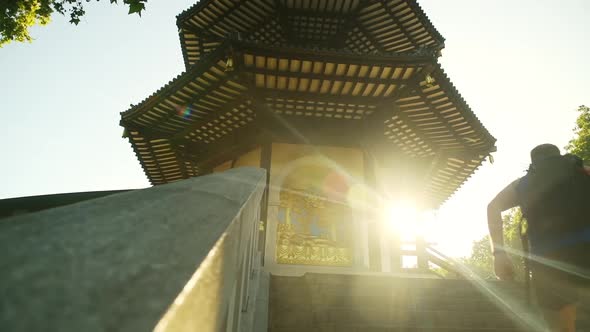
top-left (0, 167), bottom-right (266, 332)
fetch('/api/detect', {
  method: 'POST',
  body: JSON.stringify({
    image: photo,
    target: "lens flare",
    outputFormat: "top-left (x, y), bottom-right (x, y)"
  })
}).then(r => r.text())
top-left (321, 171), bottom-right (349, 203)
top-left (174, 104), bottom-right (192, 119)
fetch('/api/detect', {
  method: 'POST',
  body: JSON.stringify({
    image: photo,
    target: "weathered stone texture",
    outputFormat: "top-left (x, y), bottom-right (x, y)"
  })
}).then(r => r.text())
top-left (0, 167), bottom-right (266, 332)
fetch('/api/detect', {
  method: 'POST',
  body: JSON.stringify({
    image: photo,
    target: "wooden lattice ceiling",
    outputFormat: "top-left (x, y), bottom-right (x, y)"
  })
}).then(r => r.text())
top-left (119, 0), bottom-right (495, 208)
top-left (175, 0), bottom-right (445, 67)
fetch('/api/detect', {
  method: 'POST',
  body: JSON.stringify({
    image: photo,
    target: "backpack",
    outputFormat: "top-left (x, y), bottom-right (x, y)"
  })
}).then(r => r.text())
top-left (517, 154), bottom-right (590, 257)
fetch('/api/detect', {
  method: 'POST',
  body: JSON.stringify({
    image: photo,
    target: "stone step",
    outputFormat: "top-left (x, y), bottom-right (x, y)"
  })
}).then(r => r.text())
top-left (269, 327), bottom-right (528, 332)
top-left (301, 295), bottom-right (525, 313)
top-left (269, 308), bottom-right (532, 330)
top-left (300, 274), bottom-right (526, 292)
top-left (304, 281), bottom-right (526, 299)
top-left (271, 293), bottom-right (527, 312)
top-left (271, 275), bottom-right (528, 313)
top-left (281, 274), bottom-right (527, 300)
top-left (304, 287), bottom-right (527, 304)
top-left (267, 273), bottom-right (590, 331)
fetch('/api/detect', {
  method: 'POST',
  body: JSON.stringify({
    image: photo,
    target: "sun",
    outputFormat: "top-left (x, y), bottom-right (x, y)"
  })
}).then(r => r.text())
top-left (381, 200), bottom-right (478, 258)
top-left (384, 200), bottom-right (422, 241)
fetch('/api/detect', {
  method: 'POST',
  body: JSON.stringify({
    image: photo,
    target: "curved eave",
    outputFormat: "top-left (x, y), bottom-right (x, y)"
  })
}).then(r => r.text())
top-left (386, 64), bottom-right (496, 158)
top-left (122, 41), bottom-right (437, 133)
top-left (121, 44), bottom-right (493, 205)
top-left (354, 0), bottom-right (445, 53)
top-left (126, 130), bottom-right (201, 186)
top-left (423, 153), bottom-right (488, 208)
top-left (396, 65), bottom-right (495, 208)
top-left (176, 0), bottom-right (445, 67)
top-left (431, 66), bottom-right (496, 150)
top-left (121, 40), bottom-right (237, 132)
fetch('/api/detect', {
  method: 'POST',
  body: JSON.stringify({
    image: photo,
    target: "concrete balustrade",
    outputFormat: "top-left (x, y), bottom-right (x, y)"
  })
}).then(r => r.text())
top-left (0, 167), bottom-right (267, 332)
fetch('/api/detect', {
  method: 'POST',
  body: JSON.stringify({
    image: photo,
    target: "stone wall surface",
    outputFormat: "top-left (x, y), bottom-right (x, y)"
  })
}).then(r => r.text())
top-left (0, 167), bottom-right (266, 332)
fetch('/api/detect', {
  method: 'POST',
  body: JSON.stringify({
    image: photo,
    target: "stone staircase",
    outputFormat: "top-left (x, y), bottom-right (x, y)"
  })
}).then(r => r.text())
top-left (267, 273), bottom-right (588, 332)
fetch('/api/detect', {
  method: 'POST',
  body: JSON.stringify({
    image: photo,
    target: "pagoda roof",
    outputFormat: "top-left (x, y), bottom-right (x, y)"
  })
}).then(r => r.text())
top-left (120, 40), bottom-right (495, 208)
top-left (175, 0), bottom-right (445, 68)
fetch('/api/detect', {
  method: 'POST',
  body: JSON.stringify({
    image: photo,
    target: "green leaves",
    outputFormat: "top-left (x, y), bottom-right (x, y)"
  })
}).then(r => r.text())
top-left (111, 0), bottom-right (147, 15)
top-left (0, 0), bottom-right (148, 47)
top-left (566, 105), bottom-right (590, 163)
top-left (110, 0), bottom-right (146, 15)
top-left (460, 208), bottom-right (526, 281)
top-left (126, 1), bottom-right (146, 15)
top-left (0, 0), bottom-right (53, 46)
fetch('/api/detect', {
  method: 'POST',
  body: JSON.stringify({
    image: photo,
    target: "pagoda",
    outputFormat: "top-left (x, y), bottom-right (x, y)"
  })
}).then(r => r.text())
top-left (120, 0), bottom-right (495, 274)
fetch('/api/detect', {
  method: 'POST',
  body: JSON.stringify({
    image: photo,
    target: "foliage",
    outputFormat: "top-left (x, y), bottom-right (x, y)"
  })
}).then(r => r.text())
top-left (566, 105), bottom-right (590, 163)
top-left (459, 209), bottom-right (526, 281)
top-left (0, 0), bottom-right (147, 47)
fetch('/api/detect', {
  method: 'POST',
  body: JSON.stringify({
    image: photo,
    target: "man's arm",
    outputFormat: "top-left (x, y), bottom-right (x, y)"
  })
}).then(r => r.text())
top-left (487, 179), bottom-right (520, 253)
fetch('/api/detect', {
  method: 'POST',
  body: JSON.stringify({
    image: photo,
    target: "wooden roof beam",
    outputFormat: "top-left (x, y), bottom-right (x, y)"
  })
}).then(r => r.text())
top-left (169, 97), bottom-right (251, 144)
top-left (256, 89), bottom-right (385, 105)
top-left (412, 87), bottom-right (469, 151)
top-left (429, 69), bottom-right (496, 151)
top-left (243, 67), bottom-right (369, 147)
top-left (328, 1), bottom-right (372, 48)
top-left (125, 127), bottom-right (192, 181)
top-left (129, 67), bottom-right (237, 134)
top-left (378, 102), bottom-right (439, 155)
top-left (273, 0), bottom-right (292, 41)
top-left (241, 12), bottom-right (283, 42)
top-left (246, 67), bottom-right (408, 85)
top-left (178, 21), bottom-right (223, 41)
top-left (195, 0), bottom-right (247, 38)
top-left (123, 126), bottom-right (176, 141)
top-left (121, 40), bottom-right (233, 123)
top-left (405, 0), bottom-right (445, 48)
top-left (258, 114), bottom-right (365, 147)
top-left (237, 41), bottom-right (435, 65)
top-left (354, 20), bottom-right (387, 53)
top-left (418, 150), bottom-right (446, 194)
top-left (191, 122), bottom-right (263, 171)
top-left (381, 0), bottom-right (418, 46)
top-left (364, 64), bottom-right (434, 124)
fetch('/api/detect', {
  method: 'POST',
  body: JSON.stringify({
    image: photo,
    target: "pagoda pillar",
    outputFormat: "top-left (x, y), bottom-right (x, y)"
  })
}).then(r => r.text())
top-left (363, 151), bottom-right (383, 272)
top-left (389, 234), bottom-right (402, 272)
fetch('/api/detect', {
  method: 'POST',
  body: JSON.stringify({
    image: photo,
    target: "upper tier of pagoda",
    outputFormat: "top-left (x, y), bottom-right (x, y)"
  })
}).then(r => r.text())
top-left (120, 0), bottom-right (496, 208)
top-left (175, 0), bottom-right (445, 67)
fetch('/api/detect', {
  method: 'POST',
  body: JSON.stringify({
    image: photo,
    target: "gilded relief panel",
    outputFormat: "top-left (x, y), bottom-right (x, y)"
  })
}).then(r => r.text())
top-left (271, 144), bottom-right (364, 267)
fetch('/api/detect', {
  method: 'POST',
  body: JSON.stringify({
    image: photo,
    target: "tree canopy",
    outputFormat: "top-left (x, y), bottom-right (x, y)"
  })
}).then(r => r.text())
top-left (460, 209), bottom-right (526, 281)
top-left (566, 105), bottom-right (590, 163)
top-left (0, 0), bottom-right (147, 47)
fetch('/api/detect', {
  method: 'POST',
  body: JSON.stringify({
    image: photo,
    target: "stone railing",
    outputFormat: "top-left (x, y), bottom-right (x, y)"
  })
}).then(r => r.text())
top-left (0, 167), bottom-right (267, 332)
top-left (425, 245), bottom-right (465, 278)
top-left (398, 240), bottom-right (465, 278)
top-left (0, 189), bottom-right (130, 218)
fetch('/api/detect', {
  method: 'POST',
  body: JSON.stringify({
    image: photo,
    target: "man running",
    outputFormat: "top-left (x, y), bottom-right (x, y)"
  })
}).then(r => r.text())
top-left (487, 143), bottom-right (590, 332)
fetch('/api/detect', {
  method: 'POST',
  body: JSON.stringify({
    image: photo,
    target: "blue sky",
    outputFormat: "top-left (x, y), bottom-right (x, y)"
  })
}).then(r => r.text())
top-left (1, 0), bottom-right (588, 256)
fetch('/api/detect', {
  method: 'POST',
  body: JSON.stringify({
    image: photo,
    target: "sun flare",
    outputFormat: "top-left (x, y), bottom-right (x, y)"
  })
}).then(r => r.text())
top-left (384, 200), bottom-right (421, 241)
